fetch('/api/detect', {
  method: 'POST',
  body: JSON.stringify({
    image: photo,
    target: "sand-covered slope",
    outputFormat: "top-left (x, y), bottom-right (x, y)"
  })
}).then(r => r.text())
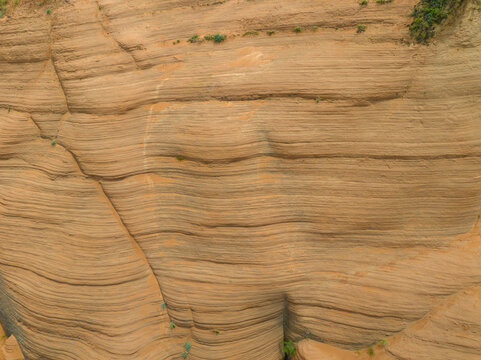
top-left (0, 0), bottom-right (480, 359)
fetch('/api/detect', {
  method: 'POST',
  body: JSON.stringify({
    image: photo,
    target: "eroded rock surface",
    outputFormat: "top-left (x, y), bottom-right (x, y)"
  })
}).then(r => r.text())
top-left (0, 0), bottom-right (480, 359)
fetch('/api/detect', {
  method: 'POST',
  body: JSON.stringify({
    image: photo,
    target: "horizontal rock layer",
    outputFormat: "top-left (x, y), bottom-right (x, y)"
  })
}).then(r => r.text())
top-left (0, 0), bottom-right (480, 359)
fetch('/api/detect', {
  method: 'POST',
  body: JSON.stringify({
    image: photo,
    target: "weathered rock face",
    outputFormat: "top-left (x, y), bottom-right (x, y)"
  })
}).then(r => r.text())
top-left (0, 0), bottom-right (480, 359)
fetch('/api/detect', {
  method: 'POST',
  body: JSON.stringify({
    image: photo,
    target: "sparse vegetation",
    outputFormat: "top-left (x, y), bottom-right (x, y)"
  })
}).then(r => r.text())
top-left (176, 155), bottom-right (185, 161)
top-left (357, 24), bottom-right (367, 33)
top-left (46, 8), bottom-right (51, 14)
top-left (266, 30), bottom-right (276, 36)
top-left (170, 321), bottom-right (176, 329)
top-left (204, 33), bottom-right (226, 43)
top-left (409, 0), bottom-right (461, 43)
top-left (213, 330), bottom-right (220, 334)
top-left (51, 140), bottom-right (56, 146)
top-left (360, 0), bottom-right (368, 5)
top-left (379, 339), bottom-right (388, 346)
top-left (188, 34), bottom-right (199, 43)
top-left (0, 0), bottom-right (7, 17)
top-left (368, 347), bottom-right (374, 356)
top-left (283, 340), bottom-right (296, 358)
top-left (243, 30), bottom-right (259, 36)
top-left (181, 341), bottom-right (191, 358)
top-left (294, 26), bottom-right (302, 33)
top-left (376, 0), bottom-right (393, 3)
top-left (161, 302), bottom-right (166, 309)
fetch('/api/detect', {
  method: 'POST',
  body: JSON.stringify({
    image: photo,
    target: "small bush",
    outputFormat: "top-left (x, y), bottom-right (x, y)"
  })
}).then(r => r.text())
top-left (357, 24), bottom-right (367, 33)
top-left (376, 0), bottom-right (393, 3)
top-left (170, 321), bottom-right (176, 329)
top-left (51, 140), bottom-right (56, 146)
top-left (283, 340), bottom-right (296, 357)
top-left (184, 341), bottom-right (191, 351)
top-left (176, 156), bottom-right (185, 161)
top-left (360, 0), bottom-right (368, 5)
top-left (368, 347), bottom-right (374, 356)
top-left (46, 8), bottom-right (51, 14)
top-left (213, 34), bottom-right (226, 42)
top-left (266, 30), bottom-right (276, 36)
top-left (294, 26), bottom-right (302, 33)
top-left (379, 339), bottom-right (388, 346)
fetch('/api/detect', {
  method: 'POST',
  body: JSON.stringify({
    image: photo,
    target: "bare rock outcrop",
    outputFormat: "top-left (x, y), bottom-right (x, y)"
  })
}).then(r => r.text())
top-left (0, 0), bottom-right (480, 359)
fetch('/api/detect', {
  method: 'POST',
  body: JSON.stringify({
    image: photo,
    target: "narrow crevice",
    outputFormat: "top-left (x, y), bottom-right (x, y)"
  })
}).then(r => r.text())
top-left (93, 0), bottom-right (139, 69)
top-left (52, 138), bottom-right (171, 321)
top-left (48, 20), bottom-right (72, 116)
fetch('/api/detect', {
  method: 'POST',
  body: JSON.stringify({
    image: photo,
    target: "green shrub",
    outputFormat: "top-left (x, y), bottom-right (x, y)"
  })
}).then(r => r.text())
top-left (266, 30), bottom-right (276, 36)
top-left (170, 321), bottom-right (176, 329)
top-left (294, 26), bottom-right (302, 32)
top-left (368, 347), bottom-right (374, 356)
top-left (176, 156), bottom-right (184, 161)
top-left (360, 0), bottom-right (368, 5)
top-left (376, 0), bottom-right (393, 3)
top-left (357, 24), bottom-right (367, 33)
top-left (409, 0), bottom-right (460, 43)
top-left (283, 340), bottom-right (296, 357)
top-left (379, 339), bottom-right (388, 346)
top-left (213, 34), bottom-right (226, 42)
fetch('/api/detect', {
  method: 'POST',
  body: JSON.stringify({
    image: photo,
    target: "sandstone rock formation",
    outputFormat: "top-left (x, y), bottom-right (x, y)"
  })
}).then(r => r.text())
top-left (0, 322), bottom-right (24, 360)
top-left (0, 0), bottom-right (480, 359)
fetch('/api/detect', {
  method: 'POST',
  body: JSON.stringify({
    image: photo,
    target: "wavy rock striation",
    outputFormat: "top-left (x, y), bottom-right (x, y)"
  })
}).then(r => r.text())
top-left (0, 0), bottom-right (480, 359)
